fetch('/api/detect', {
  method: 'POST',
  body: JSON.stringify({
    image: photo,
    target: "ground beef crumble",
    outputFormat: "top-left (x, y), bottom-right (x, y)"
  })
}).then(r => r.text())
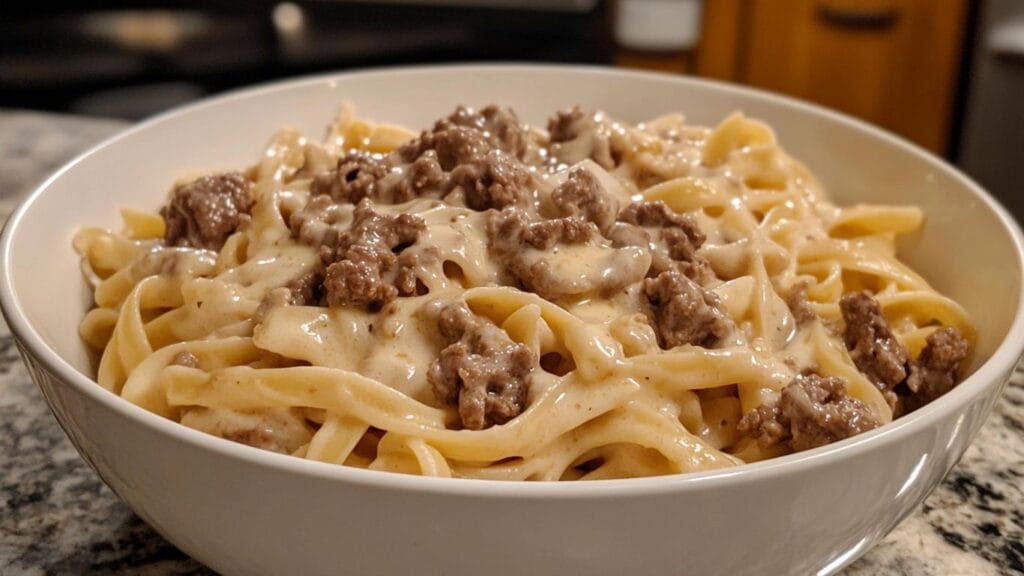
top-left (427, 302), bottom-right (535, 430)
top-left (489, 208), bottom-right (598, 251)
top-left (840, 291), bottom-right (909, 405)
top-left (315, 199), bottom-right (426, 308)
top-left (547, 106), bottom-right (618, 169)
top-left (406, 125), bottom-right (492, 171)
top-left (289, 195), bottom-right (350, 262)
top-left (786, 285), bottom-right (818, 325)
top-left (902, 327), bottom-right (970, 412)
top-left (840, 291), bottom-right (969, 415)
top-left (487, 208), bottom-right (626, 300)
top-left (643, 269), bottom-right (732, 349)
top-left (303, 106), bottom-right (538, 210)
top-left (161, 171), bottom-right (253, 250)
top-left (392, 150), bottom-right (447, 202)
top-left (253, 267), bottom-right (331, 324)
top-left (309, 151), bottom-right (388, 204)
top-left (550, 167), bottom-right (618, 233)
top-left (738, 372), bottom-right (880, 452)
top-left (446, 148), bottom-right (532, 210)
top-left (286, 267), bottom-right (326, 306)
top-left (618, 200), bottom-right (714, 283)
top-left (433, 105), bottom-right (536, 160)
top-left (387, 107), bottom-right (538, 210)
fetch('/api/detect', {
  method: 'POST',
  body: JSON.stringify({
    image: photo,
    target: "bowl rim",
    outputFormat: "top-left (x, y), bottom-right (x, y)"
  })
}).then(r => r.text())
top-left (3, 62), bottom-right (1023, 498)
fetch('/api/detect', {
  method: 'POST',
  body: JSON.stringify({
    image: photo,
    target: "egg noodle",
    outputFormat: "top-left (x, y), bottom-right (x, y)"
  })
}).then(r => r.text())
top-left (74, 105), bottom-right (972, 480)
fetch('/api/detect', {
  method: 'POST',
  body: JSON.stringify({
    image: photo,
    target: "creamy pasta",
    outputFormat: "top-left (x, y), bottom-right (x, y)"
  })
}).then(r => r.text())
top-left (74, 104), bottom-right (973, 480)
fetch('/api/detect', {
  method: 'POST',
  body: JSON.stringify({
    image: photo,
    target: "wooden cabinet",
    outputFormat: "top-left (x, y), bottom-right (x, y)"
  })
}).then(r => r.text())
top-left (696, 0), bottom-right (969, 154)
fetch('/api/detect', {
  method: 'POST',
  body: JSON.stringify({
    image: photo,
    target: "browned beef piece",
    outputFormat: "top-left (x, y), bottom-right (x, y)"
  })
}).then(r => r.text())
top-left (840, 292), bottom-right (909, 404)
top-left (319, 199), bottom-right (425, 308)
top-left (521, 217), bottom-right (597, 249)
top-left (345, 201), bottom-right (423, 253)
top-left (547, 106), bottom-right (617, 169)
top-left (324, 199), bottom-right (423, 264)
top-left (309, 106), bottom-right (532, 208)
top-left (619, 200), bottom-right (696, 231)
top-left (547, 107), bottom-right (587, 142)
top-left (786, 285), bottom-right (817, 326)
top-left (390, 150), bottom-right (447, 203)
top-left (394, 247), bottom-right (440, 297)
top-left (550, 168), bottom-right (618, 233)
top-left (490, 209), bottom-right (599, 251)
top-left (618, 201), bottom-right (713, 283)
top-left (487, 208), bottom-right (618, 300)
top-left (447, 149), bottom-right (532, 210)
top-left (399, 125), bottom-right (492, 171)
top-left (309, 151), bottom-right (388, 204)
top-left (161, 172), bottom-right (253, 250)
top-left (286, 267), bottom-right (325, 306)
top-left (427, 302), bottom-right (535, 430)
top-left (254, 266), bottom-right (342, 322)
top-left (903, 327), bottom-right (970, 412)
top-left (434, 105), bottom-right (534, 160)
top-left (643, 269), bottom-right (732, 349)
top-left (289, 195), bottom-right (349, 263)
top-left (738, 372), bottom-right (880, 452)
top-left (619, 201), bottom-right (705, 258)
top-left (323, 248), bottom-right (399, 308)
top-left (383, 105), bottom-right (539, 209)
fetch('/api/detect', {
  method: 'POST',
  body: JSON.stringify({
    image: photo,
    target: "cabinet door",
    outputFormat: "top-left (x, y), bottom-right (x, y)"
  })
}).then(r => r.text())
top-left (743, 0), bottom-right (968, 153)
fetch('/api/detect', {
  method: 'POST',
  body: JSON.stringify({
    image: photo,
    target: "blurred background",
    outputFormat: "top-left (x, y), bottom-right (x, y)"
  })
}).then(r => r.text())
top-left (1, 0), bottom-right (1022, 213)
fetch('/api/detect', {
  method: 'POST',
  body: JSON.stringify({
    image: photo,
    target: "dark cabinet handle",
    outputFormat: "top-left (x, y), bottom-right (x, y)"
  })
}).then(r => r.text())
top-left (816, 4), bottom-right (899, 31)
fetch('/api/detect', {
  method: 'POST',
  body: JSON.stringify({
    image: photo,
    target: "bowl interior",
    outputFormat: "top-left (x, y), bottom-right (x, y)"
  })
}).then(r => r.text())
top-left (6, 65), bottom-right (1021, 390)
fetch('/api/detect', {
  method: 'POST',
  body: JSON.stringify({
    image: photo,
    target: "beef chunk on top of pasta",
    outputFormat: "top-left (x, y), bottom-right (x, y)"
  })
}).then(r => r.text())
top-left (317, 199), bottom-right (427, 309)
top-left (446, 148), bottom-right (533, 211)
top-left (304, 105), bottom-right (536, 210)
top-left (786, 284), bottom-right (818, 326)
top-left (550, 167), bottom-right (619, 234)
top-left (161, 171), bottom-right (253, 250)
top-left (397, 105), bottom-right (536, 167)
top-left (391, 111), bottom-right (535, 211)
top-left (428, 302), bottom-right (535, 430)
top-left (309, 151), bottom-right (388, 204)
top-left (546, 106), bottom-right (620, 170)
top-left (840, 291), bottom-right (909, 406)
top-left (286, 267), bottom-right (326, 306)
top-left (487, 208), bottom-right (650, 301)
top-left (432, 104), bottom-right (537, 161)
top-left (391, 150), bottom-right (447, 202)
top-left (253, 267), bottom-right (331, 324)
top-left (643, 269), bottom-right (732, 349)
top-left (902, 327), bottom-right (969, 413)
top-left (289, 195), bottom-right (349, 260)
top-left (738, 372), bottom-right (880, 452)
top-left (616, 200), bottom-right (714, 284)
top-left (840, 291), bottom-right (969, 414)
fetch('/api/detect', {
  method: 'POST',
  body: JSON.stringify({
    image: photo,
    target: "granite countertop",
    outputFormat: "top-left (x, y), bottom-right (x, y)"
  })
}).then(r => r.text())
top-left (0, 110), bottom-right (1021, 576)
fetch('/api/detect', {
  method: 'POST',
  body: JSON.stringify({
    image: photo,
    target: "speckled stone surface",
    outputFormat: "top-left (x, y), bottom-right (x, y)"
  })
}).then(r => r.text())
top-left (0, 110), bottom-right (1021, 576)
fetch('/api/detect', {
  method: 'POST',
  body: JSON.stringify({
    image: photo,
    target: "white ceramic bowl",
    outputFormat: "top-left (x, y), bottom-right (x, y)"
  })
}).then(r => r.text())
top-left (3, 65), bottom-right (1023, 576)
